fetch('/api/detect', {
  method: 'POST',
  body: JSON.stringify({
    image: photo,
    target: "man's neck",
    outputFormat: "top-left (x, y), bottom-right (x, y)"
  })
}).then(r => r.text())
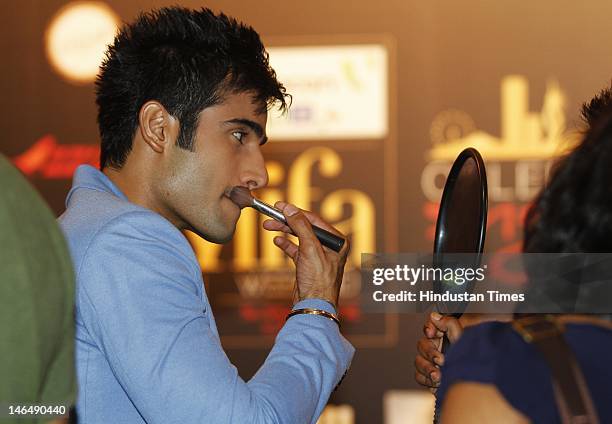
top-left (102, 166), bottom-right (183, 229)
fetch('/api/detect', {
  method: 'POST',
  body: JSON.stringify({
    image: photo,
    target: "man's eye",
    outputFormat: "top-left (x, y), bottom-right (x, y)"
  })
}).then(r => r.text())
top-left (232, 131), bottom-right (245, 143)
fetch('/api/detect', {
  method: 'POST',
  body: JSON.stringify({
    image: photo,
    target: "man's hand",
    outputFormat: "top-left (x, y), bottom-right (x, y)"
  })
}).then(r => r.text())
top-left (415, 312), bottom-right (463, 393)
top-left (262, 202), bottom-right (349, 309)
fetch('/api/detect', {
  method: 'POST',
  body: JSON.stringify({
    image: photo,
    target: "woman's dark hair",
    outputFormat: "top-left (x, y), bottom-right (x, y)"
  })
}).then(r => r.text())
top-left (96, 7), bottom-right (289, 169)
top-left (523, 105), bottom-right (612, 253)
top-left (580, 83), bottom-right (612, 128)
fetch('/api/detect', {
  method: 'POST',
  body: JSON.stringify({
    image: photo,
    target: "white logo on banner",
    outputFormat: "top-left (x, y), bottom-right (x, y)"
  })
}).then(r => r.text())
top-left (267, 44), bottom-right (388, 140)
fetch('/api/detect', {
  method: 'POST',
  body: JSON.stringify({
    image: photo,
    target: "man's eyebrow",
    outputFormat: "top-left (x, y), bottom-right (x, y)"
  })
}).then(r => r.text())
top-left (224, 118), bottom-right (268, 145)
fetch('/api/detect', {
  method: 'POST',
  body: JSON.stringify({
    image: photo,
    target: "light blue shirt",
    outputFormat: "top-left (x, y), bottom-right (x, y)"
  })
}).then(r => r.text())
top-left (59, 165), bottom-right (354, 424)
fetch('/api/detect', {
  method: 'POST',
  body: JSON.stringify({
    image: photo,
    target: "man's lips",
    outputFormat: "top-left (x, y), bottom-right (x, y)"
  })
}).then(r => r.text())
top-left (222, 191), bottom-right (240, 212)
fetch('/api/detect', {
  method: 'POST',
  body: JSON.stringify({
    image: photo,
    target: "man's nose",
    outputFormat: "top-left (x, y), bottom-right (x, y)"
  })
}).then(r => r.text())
top-left (241, 148), bottom-right (268, 190)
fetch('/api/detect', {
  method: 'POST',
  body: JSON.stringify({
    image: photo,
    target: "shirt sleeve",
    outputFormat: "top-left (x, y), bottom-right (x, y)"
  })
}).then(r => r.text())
top-left (77, 211), bottom-right (354, 424)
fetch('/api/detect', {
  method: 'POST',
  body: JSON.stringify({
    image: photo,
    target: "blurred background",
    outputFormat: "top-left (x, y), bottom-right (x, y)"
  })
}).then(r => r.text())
top-left (3, 1), bottom-right (612, 422)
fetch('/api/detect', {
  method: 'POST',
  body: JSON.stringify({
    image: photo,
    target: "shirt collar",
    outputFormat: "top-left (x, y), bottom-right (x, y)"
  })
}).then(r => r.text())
top-left (65, 165), bottom-right (127, 207)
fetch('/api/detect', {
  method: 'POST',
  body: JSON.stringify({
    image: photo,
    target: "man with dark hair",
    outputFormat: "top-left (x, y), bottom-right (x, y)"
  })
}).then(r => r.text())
top-left (60, 7), bottom-right (353, 423)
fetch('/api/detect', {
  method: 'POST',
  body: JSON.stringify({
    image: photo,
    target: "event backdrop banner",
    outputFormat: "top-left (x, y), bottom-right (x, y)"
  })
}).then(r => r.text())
top-left (3, 1), bottom-right (612, 423)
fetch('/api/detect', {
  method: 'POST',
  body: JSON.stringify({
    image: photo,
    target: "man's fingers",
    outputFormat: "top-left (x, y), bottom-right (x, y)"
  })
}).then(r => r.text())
top-left (262, 218), bottom-right (292, 234)
top-left (272, 236), bottom-right (298, 260)
top-left (274, 201), bottom-right (288, 210)
top-left (274, 201), bottom-right (343, 238)
top-left (272, 202), bottom-right (348, 256)
top-left (300, 210), bottom-right (343, 237)
top-left (430, 312), bottom-right (463, 343)
top-left (276, 203), bottom-right (322, 253)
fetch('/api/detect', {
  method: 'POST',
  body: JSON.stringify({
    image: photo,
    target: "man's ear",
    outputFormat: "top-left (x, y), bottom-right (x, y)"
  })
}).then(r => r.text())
top-left (138, 101), bottom-right (178, 153)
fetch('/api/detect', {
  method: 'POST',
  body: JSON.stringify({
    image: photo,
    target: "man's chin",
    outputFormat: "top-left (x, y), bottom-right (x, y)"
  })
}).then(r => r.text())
top-left (190, 223), bottom-right (236, 245)
top-left (211, 231), bottom-right (234, 244)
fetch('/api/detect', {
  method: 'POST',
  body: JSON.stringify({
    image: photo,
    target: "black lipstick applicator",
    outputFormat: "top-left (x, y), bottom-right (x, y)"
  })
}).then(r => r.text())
top-left (227, 186), bottom-right (345, 253)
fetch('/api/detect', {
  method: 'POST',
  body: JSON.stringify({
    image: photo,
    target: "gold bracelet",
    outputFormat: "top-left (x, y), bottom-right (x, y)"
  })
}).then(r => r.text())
top-left (286, 308), bottom-right (340, 327)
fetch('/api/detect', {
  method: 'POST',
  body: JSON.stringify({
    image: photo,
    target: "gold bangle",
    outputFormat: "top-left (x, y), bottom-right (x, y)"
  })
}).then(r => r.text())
top-left (286, 308), bottom-right (340, 327)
